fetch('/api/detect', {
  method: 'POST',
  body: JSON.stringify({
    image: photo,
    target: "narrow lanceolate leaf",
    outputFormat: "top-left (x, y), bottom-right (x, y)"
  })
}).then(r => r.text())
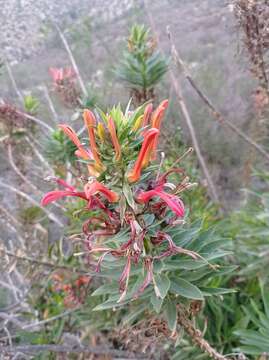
top-left (150, 292), bottom-right (163, 313)
top-left (122, 304), bottom-right (148, 325)
top-left (260, 280), bottom-right (269, 318)
top-left (200, 287), bottom-right (236, 296)
top-left (165, 298), bottom-right (177, 332)
top-left (153, 273), bottom-right (170, 299)
top-left (170, 278), bottom-right (204, 300)
top-left (123, 181), bottom-right (135, 209)
top-left (91, 282), bottom-right (119, 296)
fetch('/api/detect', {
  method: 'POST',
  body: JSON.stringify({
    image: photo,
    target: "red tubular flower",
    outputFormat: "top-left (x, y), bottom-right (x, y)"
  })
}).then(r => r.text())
top-left (136, 186), bottom-right (185, 218)
top-left (41, 190), bottom-right (87, 206)
top-left (84, 180), bottom-right (119, 203)
top-left (127, 128), bottom-right (159, 183)
top-left (59, 124), bottom-right (91, 160)
top-left (150, 99), bottom-right (169, 160)
top-left (41, 178), bottom-right (88, 206)
top-left (83, 110), bottom-right (104, 172)
top-left (107, 116), bottom-right (121, 161)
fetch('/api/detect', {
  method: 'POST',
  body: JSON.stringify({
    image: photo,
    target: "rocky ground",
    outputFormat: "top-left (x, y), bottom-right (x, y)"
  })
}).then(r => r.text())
top-left (0, 0), bottom-right (136, 62)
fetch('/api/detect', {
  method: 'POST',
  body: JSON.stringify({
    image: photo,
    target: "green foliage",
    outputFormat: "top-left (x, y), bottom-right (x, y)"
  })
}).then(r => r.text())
top-left (91, 219), bottom-right (231, 314)
top-left (81, 87), bottom-right (98, 109)
top-left (235, 281), bottom-right (269, 356)
top-left (19, 206), bottom-right (44, 224)
top-left (44, 129), bottom-right (77, 167)
top-left (116, 24), bottom-right (168, 103)
top-left (229, 171), bottom-right (269, 279)
top-left (23, 94), bottom-right (40, 114)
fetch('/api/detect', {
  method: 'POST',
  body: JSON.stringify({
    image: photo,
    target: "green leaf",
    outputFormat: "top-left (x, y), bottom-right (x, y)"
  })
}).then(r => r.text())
top-left (165, 298), bottom-right (177, 332)
top-left (200, 287), bottom-right (236, 296)
top-left (260, 280), bottom-right (269, 318)
top-left (150, 292), bottom-right (163, 313)
top-left (153, 273), bottom-right (170, 299)
top-left (170, 278), bottom-right (204, 300)
top-left (91, 282), bottom-right (119, 296)
top-left (123, 182), bottom-right (135, 209)
top-left (153, 258), bottom-right (164, 273)
top-left (164, 259), bottom-right (207, 271)
top-left (122, 304), bottom-right (148, 325)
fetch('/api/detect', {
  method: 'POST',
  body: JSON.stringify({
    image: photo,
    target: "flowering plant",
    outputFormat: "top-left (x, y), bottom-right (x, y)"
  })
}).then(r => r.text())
top-left (42, 100), bottom-right (231, 340)
top-left (49, 67), bottom-right (80, 107)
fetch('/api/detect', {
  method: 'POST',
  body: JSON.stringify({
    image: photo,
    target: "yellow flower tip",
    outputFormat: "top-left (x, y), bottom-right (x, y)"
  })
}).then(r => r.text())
top-left (132, 114), bottom-right (144, 132)
top-left (97, 123), bottom-right (106, 142)
top-left (127, 171), bottom-right (138, 184)
top-left (87, 164), bottom-right (100, 177)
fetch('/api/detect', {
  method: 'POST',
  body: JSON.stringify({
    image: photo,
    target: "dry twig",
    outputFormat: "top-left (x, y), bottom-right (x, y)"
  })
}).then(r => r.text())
top-left (16, 109), bottom-right (53, 132)
top-left (1, 248), bottom-right (89, 275)
top-left (167, 27), bottom-right (269, 163)
top-left (54, 23), bottom-right (88, 97)
top-left (5, 61), bottom-right (24, 104)
top-left (0, 180), bottom-right (64, 227)
top-left (40, 84), bottom-right (59, 124)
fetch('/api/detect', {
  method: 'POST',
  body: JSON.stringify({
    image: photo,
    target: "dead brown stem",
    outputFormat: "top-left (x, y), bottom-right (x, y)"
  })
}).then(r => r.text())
top-left (1, 248), bottom-right (89, 275)
top-left (177, 305), bottom-right (230, 360)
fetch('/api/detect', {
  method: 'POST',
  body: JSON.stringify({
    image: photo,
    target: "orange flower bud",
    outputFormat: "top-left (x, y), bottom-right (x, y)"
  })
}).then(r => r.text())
top-left (107, 116), bottom-right (121, 161)
top-left (151, 100), bottom-right (169, 160)
top-left (59, 124), bottom-right (90, 160)
top-left (127, 128), bottom-right (159, 183)
top-left (83, 110), bottom-right (104, 172)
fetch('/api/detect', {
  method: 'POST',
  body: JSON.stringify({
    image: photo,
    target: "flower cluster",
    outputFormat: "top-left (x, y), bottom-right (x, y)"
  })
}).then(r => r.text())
top-left (42, 100), bottom-right (198, 300)
top-left (49, 67), bottom-right (80, 108)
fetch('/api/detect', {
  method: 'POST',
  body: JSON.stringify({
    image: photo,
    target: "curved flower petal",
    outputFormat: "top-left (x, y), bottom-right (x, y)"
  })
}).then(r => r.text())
top-left (41, 190), bottom-right (87, 206)
top-left (59, 124), bottom-right (90, 160)
top-left (84, 180), bottom-right (119, 203)
top-left (127, 128), bottom-right (159, 183)
top-left (136, 188), bottom-right (185, 217)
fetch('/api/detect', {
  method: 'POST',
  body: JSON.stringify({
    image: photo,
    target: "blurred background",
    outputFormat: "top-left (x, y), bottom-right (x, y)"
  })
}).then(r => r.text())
top-left (1, 1), bottom-right (269, 359)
